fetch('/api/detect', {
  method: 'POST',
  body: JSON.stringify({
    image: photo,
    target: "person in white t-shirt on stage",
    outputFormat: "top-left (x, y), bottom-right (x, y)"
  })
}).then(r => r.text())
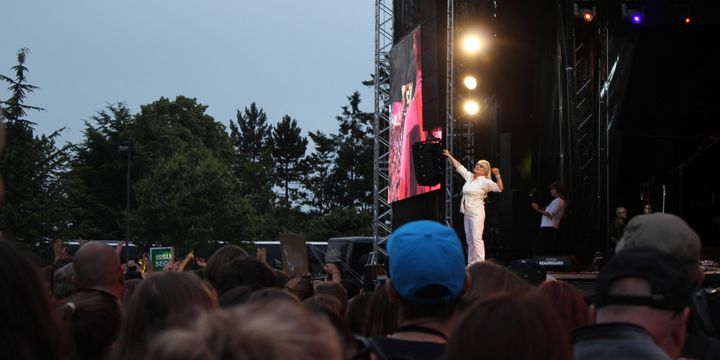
top-left (531, 180), bottom-right (566, 255)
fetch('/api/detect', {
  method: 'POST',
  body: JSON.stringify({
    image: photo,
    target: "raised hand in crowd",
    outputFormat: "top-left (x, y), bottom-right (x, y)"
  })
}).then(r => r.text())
top-left (142, 253), bottom-right (153, 272)
top-left (195, 257), bottom-right (207, 268)
top-left (53, 239), bottom-right (68, 263)
top-left (324, 263), bottom-right (341, 283)
top-left (115, 240), bottom-right (126, 257)
top-left (162, 261), bottom-right (180, 272)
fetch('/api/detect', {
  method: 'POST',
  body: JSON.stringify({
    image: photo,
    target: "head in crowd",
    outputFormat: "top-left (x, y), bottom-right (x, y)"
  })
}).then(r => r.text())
top-left (53, 262), bottom-right (76, 303)
top-left (615, 213), bottom-right (702, 286)
top-left (445, 294), bottom-right (572, 360)
top-left (57, 289), bottom-right (122, 360)
top-left (204, 244), bottom-right (248, 287)
top-left (458, 261), bottom-right (532, 312)
top-left (507, 259), bottom-right (547, 286)
top-left (122, 278), bottom-right (142, 308)
top-left (305, 297), bottom-right (355, 353)
top-left (73, 241), bottom-right (125, 300)
top-left (43, 257), bottom-right (73, 303)
top-left (537, 280), bottom-right (591, 334)
top-left (340, 279), bottom-right (362, 299)
top-left (212, 257), bottom-right (277, 296)
top-left (287, 276), bottom-right (314, 301)
top-left (362, 284), bottom-right (401, 336)
top-left (315, 282), bottom-right (349, 317)
top-left (0, 240), bottom-right (67, 360)
top-left (147, 299), bottom-right (343, 360)
top-left (246, 287), bottom-right (300, 304)
top-left (304, 294), bottom-right (343, 317)
top-left (217, 285), bottom-right (253, 308)
top-left (273, 268), bottom-right (289, 288)
top-left (386, 220), bottom-right (467, 322)
top-left (592, 247), bottom-right (693, 359)
top-left (347, 292), bottom-right (373, 335)
top-left (113, 271), bottom-right (217, 360)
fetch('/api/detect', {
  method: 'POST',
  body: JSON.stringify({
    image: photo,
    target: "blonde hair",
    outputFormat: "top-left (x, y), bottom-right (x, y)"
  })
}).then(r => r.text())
top-left (476, 160), bottom-right (492, 180)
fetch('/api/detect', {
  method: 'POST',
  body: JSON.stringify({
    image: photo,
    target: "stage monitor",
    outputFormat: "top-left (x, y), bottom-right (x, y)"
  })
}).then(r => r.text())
top-left (388, 26), bottom-right (441, 203)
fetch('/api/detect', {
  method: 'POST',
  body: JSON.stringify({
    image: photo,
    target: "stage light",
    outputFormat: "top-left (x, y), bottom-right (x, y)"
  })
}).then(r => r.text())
top-left (574, 2), bottom-right (596, 23)
top-left (463, 100), bottom-right (480, 115)
top-left (684, 16), bottom-right (691, 25)
top-left (461, 34), bottom-right (486, 54)
top-left (463, 75), bottom-right (478, 90)
top-left (621, 2), bottom-right (644, 25)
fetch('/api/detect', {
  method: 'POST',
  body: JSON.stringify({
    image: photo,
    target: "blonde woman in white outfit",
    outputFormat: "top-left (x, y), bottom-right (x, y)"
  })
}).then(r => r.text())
top-left (442, 149), bottom-right (503, 264)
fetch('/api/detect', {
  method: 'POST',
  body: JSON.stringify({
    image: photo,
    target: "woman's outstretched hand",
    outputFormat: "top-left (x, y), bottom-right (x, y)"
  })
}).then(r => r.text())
top-left (441, 149), bottom-right (450, 157)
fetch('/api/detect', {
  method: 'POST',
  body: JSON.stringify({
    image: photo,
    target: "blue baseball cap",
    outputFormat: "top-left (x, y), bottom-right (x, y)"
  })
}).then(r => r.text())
top-left (388, 220), bottom-right (466, 304)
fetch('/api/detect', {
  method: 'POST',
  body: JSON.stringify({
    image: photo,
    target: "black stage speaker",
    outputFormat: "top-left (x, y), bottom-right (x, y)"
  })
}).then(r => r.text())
top-left (533, 256), bottom-right (573, 272)
top-left (413, 140), bottom-right (443, 186)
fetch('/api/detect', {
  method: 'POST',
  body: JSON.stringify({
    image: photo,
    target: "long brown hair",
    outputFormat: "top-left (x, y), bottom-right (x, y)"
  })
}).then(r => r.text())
top-left (537, 280), bottom-right (591, 333)
top-left (445, 294), bottom-right (572, 360)
top-left (0, 241), bottom-right (68, 360)
top-left (458, 261), bottom-right (532, 313)
top-left (112, 272), bottom-right (216, 360)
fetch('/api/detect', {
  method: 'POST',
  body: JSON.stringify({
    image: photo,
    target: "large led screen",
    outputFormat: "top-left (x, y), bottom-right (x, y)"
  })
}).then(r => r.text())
top-left (388, 27), bottom-right (440, 203)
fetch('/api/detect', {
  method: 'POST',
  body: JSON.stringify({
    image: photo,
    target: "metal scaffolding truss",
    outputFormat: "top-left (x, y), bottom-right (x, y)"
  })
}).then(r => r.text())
top-left (562, 0), bottom-right (609, 252)
top-left (445, 0), bottom-right (455, 227)
top-left (372, 0), bottom-right (393, 262)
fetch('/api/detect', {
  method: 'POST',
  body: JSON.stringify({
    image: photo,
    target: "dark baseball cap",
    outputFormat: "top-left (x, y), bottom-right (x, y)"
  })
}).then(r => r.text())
top-left (594, 247), bottom-right (693, 311)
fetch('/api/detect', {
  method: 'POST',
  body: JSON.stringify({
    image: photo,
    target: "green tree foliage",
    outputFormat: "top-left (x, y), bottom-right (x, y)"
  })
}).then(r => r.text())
top-left (272, 115), bottom-right (308, 205)
top-left (303, 207), bottom-right (372, 242)
top-left (0, 48), bottom-right (43, 125)
top-left (0, 48), bottom-right (76, 255)
top-left (70, 96), bottom-right (253, 256)
top-left (68, 103), bottom-right (133, 239)
top-left (302, 131), bottom-right (337, 215)
top-left (124, 97), bottom-right (248, 254)
top-left (132, 147), bottom-right (254, 255)
top-left (1, 49), bottom-right (377, 258)
top-left (303, 91), bottom-right (374, 213)
top-left (229, 103), bottom-right (275, 212)
top-left (130, 96), bottom-right (234, 177)
top-left (333, 91), bottom-right (374, 209)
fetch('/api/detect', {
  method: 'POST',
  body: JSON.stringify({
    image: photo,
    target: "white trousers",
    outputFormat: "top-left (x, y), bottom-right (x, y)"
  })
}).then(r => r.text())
top-left (464, 213), bottom-right (485, 264)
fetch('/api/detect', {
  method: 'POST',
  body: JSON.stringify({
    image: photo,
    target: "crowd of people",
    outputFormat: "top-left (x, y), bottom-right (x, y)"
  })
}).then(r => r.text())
top-left (0, 212), bottom-right (715, 360)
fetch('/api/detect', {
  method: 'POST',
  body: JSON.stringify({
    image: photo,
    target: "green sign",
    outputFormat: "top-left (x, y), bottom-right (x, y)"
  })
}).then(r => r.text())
top-left (149, 247), bottom-right (174, 271)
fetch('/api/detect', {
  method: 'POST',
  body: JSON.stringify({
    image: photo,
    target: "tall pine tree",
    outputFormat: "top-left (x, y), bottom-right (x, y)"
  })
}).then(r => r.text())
top-left (272, 115), bottom-right (307, 205)
top-left (0, 48), bottom-right (74, 254)
top-left (229, 102), bottom-right (275, 212)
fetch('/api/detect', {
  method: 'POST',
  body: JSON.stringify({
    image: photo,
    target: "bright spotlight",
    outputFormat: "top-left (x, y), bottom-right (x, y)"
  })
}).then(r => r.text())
top-left (574, 3), bottom-right (596, 23)
top-left (462, 35), bottom-right (486, 54)
top-left (684, 16), bottom-right (691, 25)
top-left (463, 76), bottom-right (478, 90)
top-left (622, 3), bottom-right (644, 25)
top-left (463, 100), bottom-right (480, 115)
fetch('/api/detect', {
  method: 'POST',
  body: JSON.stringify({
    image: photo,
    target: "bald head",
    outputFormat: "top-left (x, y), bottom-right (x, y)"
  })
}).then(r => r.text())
top-left (73, 241), bottom-right (124, 299)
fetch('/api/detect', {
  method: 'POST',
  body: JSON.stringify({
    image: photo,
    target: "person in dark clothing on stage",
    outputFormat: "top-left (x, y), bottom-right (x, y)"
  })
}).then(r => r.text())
top-left (609, 206), bottom-right (628, 252)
